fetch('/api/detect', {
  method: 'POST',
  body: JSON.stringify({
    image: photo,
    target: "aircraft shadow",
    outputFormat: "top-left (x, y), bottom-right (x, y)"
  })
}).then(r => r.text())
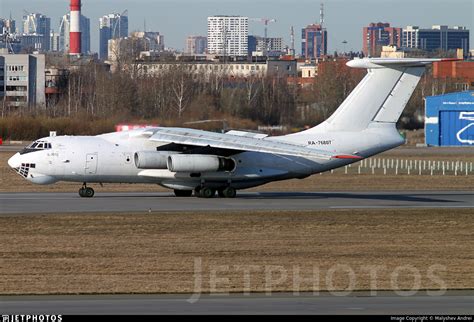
top-left (240, 192), bottom-right (460, 204)
top-left (90, 191), bottom-right (465, 204)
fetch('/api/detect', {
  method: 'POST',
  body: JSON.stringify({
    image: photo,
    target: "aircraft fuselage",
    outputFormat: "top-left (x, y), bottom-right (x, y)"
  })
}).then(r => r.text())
top-left (8, 124), bottom-right (403, 192)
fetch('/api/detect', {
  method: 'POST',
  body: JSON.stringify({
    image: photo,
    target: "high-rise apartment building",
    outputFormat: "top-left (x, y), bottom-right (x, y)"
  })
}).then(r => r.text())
top-left (362, 22), bottom-right (401, 57)
top-left (22, 13), bottom-right (51, 52)
top-left (301, 24), bottom-right (327, 59)
top-left (58, 13), bottom-right (91, 54)
top-left (186, 36), bottom-right (207, 55)
top-left (99, 13), bottom-right (128, 60)
top-left (403, 25), bottom-right (469, 56)
top-left (207, 16), bottom-right (248, 57)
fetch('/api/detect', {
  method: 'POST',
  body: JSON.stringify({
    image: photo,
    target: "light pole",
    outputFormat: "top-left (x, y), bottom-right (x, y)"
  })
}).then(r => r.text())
top-left (342, 40), bottom-right (348, 55)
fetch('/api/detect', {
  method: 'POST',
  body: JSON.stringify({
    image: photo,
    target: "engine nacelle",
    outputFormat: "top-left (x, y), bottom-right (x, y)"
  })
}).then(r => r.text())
top-left (134, 151), bottom-right (172, 169)
top-left (167, 154), bottom-right (235, 173)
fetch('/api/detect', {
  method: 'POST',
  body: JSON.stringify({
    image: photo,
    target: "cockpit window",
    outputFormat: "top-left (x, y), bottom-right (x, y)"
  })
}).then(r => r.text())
top-left (20, 140), bottom-right (53, 155)
top-left (26, 140), bottom-right (52, 149)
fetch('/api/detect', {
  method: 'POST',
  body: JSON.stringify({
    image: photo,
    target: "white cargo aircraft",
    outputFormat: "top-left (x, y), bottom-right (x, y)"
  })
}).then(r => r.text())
top-left (8, 58), bottom-right (441, 198)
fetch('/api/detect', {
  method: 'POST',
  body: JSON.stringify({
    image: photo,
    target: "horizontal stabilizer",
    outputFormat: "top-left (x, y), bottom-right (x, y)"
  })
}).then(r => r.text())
top-left (347, 58), bottom-right (444, 69)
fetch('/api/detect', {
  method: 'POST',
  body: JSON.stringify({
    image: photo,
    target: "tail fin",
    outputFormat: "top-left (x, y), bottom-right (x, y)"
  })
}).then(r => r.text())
top-left (316, 58), bottom-right (441, 132)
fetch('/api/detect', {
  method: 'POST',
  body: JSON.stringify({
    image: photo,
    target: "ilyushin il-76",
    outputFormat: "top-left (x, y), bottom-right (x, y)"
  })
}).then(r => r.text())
top-left (8, 58), bottom-right (442, 198)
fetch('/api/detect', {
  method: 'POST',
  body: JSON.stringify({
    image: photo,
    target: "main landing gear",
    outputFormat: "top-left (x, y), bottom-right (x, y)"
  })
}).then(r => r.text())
top-left (79, 183), bottom-right (94, 198)
top-left (218, 187), bottom-right (237, 198)
top-left (193, 186), bottom-right (237, 198)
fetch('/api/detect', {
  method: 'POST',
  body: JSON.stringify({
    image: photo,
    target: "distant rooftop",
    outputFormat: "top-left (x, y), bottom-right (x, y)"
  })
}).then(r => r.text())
top-left (404, 25), bottom-right (468, 31)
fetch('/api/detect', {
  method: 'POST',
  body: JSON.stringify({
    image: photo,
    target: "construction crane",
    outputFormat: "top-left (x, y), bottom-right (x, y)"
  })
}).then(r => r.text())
top-left (249, 18), bottom-right (276, 55)
top-left (250, 18), bottom-right (276, 40)
top-left (112, 9), bottom-right (128, 38)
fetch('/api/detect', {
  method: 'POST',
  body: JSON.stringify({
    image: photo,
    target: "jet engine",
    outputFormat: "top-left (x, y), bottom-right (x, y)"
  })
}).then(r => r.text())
top-left (134, 151), bottom-right (172, 169)
top-left (167, 154), bottom-right (235, 172)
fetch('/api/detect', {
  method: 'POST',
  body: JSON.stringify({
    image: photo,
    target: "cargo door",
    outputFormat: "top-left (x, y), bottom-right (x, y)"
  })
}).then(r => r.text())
top-left (85, 153), bottom-right (98, 174)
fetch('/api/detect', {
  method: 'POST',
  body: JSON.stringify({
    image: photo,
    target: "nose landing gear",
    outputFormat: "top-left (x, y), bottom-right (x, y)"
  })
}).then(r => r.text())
top-left (79, 183), bottom-right (94, 198)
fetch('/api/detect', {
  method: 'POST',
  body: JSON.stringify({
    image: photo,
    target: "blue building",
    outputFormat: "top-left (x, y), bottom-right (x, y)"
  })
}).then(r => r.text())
top-left (425, 91), bottom-right (474, 146)
top-left (99, 13), bottom-right (128, 60)
top-left (301, 24), bottom-right (327, 60)
top-left (403, 26), bottom-right (470, 58)
top-left (22, 13), bottom-right (51, 52)
top-left (248, 35), bottom-right (257, 55)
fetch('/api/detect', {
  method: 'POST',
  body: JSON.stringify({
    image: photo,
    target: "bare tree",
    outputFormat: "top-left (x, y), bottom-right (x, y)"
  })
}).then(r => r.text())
top-left (245, 75), bottom-right (260, 109)
top-left (170, 67), bottom-right (193, 118)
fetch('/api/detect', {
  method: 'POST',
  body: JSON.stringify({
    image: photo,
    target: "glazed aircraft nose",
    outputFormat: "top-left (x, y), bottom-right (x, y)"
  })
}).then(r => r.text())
top-left (8, 152), bottom-right (21, 169)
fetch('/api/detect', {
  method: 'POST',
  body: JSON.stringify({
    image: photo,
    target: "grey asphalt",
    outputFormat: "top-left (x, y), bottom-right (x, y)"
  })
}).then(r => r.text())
top-left (0, 145), bottom-right (26, 152)
top-left (0, 191), bottom-right (473, 214)
top-left (0, 292), bottom-right (473, 315)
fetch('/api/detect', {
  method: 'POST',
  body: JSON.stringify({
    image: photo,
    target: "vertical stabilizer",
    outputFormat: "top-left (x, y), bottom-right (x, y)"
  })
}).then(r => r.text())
top-left (310, 58), bottom-right (441, 132)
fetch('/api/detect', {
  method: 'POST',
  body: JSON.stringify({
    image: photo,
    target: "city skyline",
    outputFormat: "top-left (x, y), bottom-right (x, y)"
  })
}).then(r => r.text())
top-left (1, 0), bottom-right (472, 54)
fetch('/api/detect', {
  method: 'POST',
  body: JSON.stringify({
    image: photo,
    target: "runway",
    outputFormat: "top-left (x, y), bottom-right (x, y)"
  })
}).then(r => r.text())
top-left (1, 292), bottom-right (472, 314)
top-left (1, 191), bottom-right (473, 214)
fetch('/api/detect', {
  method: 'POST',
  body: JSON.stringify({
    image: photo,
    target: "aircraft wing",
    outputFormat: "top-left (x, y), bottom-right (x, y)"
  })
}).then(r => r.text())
top-left (148, 127), bottom-right (360, 160)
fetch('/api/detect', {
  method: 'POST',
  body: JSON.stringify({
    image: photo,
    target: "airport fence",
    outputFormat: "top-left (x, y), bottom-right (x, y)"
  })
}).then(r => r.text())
top-left (332, 158), bottom-right (474, 176)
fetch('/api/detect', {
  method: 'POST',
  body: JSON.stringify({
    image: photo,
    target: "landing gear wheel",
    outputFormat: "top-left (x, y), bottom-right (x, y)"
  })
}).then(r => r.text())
top-left (222, 187), bottom-right (236, 198)
top-left (85, 187), bottom-right (94, 198)
top-left (199, 187), bottom-right (215, 198)
top-left (79, 184), bottom-right (94, 198)
top-left (174, 189), bottom-right (193, 197)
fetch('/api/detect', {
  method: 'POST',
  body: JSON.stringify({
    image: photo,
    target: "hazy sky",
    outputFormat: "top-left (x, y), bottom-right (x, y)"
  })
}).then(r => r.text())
top-left (1, 0), bottom-right (473, 54)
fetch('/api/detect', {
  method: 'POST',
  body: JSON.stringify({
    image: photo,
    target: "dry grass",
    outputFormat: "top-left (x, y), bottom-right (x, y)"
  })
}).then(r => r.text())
top-left (403, 129), bottom-right (425, 146)
top-left (0, 209), bottom-right (472, 295)
top-left (2, 151), bottom-right (474, 193)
